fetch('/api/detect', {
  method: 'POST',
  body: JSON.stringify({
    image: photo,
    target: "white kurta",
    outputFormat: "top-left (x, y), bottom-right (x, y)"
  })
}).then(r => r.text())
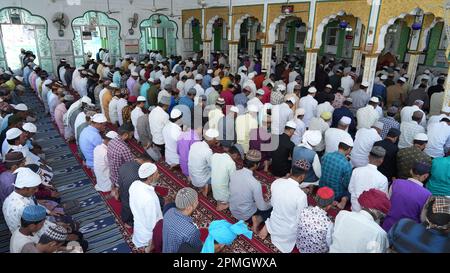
top-left (108, 97), bottom-right (119, 125)
top-left (271, 103), bottom-right (294, 135)
top-left (188, 141), bottom-right (213, 187)
top-left (74, 112), bottom-right (86, 141)
top-left (350, 128), bottom-right (382, 168)
top-left (316, 102), bottom-right (335, 118)
top-left (116, 98), bottom-right (128, 126)
top-left (162, 122), bottom-right (182, 165)
top-left (265, 178), bottom-right (308, 253)
top-left (424, 121), bottom-right (450, 158)
top-left (398, 121), bottom-right (425, 149)
top-left (324, 128), bottom-right (353, 154)
top-left (131, 107), bottom-right (144, 141)
top-left (299, 95), bottom-right (318, 128)
top-left (356, 105), bottom-right (379, 129)
top-left (129, 181), bottom-right (163, 248)
top-left (400, 105), bottom-right (427, 128)
top-left (290, 118), bottom-right (306, 146)
top-left (148, 106), bottom-right (169, 145)
top-left (93, 143), bottom-right (112, 192)
top-left (348, 164), bottom-right (388, 212)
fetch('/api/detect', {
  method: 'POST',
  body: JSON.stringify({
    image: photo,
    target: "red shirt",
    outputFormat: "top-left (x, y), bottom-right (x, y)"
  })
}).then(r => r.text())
top-left (220, 89), bottom-right (235, 106)
top-left (254, 74), bottom-right (265, 89)
top-left (261, 86), bottom-right (271, 104)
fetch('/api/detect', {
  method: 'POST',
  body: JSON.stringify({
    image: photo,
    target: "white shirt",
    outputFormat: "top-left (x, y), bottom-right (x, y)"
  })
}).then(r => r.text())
top-left (243, 80), bottom-right (257, 99)
top-left (74, 112), bottom-right (86, 140)
top-left (271, 103), bottom-right (294, 135)
top-left (129, 181), bottom-right (163, 248)
top-left (63, 98), bottom-right (82, 127)
top-left (131, 106), bottom-right (144, 141)
top-left (76, 77), bottom-right (88, 97)
top-left (424, 121), bottom-right (450, 158)
top-left (341, 75), bottom-right (354, 97)
top-left (188, 141), bottom-right (213, 187)
top-left (356, 105), bottom-right (379, 129)
top-left (193, 83), bottom-right (205, 97)
top-left (398, 121), bottom-right (426, 149)
top-left (324, 127), bottom-right (353, 154)
top-left (157, 89), bottom-right (170, 104)
top-left (329, 210), bottom-right (388, 253)
top-left (208, 108), bottom-right (224, 131)
top-left (247, 97), bottom-right (263, 112)
top-left (10, 229), bottom-right (39, 253)
top-left (116, 98), bottom-right (128, 126)
top-left (93, 143), bottom-right (112, 192)
top-left (162, 122), bottom-right (182, 165)
top-left (265, 178), bottom-right (308, 253)
top-left (427, 114), bottom-right (447, 130)
top-left (148, 106), bottom-right (169, 145)
top-left (299, 95), bottom-right (318, 128)
top-left (289, 71), bottom-right (300, 84)
top-left (316, 102), bottom-right (334, 118)
top-left (184, 79), bottom-right (196, 95)
top-left (348, 164), bottom-right (388, 212)
top-left (351, 128), bottom-right (382, 167)
top-left (59, 67), bottom-right (67, 85)
top-left (3, 191), bottom-right (35, 232)
top-left (400, 105), bottom-right (427, 128)
top-left (108, 97), bottom-right (119, 124)
top-left (176, 81), bottom-right (185, 96)
top-left (290, 118), bottom-right (306, 146)
top-left (286, 81), bottom-right (298, 94)
top-left (98, 88), bottom-right (109, 115)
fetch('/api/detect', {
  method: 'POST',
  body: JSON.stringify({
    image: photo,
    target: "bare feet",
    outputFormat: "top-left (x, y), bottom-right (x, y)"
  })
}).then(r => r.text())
top-left (201, 185), bottom-right (209, 197)
top-left (251, 215), bottom-right (263, 234)
top-left (258, 225), bottom-right (269, 240)
top-left (336, 197), bottom-right (348, 210)
top-left (216, 202), bottom-right (229, 211)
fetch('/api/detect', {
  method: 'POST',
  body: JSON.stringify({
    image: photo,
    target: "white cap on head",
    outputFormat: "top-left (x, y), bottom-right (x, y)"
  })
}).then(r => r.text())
top-left (105, 131), bottom-right (118, 139)
top-left (14, 103), bottom-right (28, 111)
top-left (137, 96), bottom-right (146, 102)
top-left (247, 104), bottom-right (259, 113)
top-left (361, 81), bottom-right (370, 88)
top-left (14, 76), bottom-right (24, 82)
top-left (276, 85), bottom-right (286, 92)
top-left (6, 128), bottom-right (23, 140)
top-left (295, 108), bottom-right (305, 116)
top-left (195, 74), bottom-right (203, 80)
top-left (22, 123), bottom-right (37, 133)
top-left (380, 74), bottom-right (388, 80)
top-left (81, 96), bottom-right (92, 104)
top-left (205, 128), bottom-right (219, 139)
top-left (373, 121), bottom-right (384, 130)
top-left (399, 77), bottom-right (406, 83)
top-left (138, 162), bottom-right (157, 179)
top-left (341, 136), bottom-right (354, 147)
top-left (422, 75), bottom-right (430, 80)
top-left (230, 106), bottom-right (239, 114)
top-left (308, 87), bottom-right (317, 93)
top-left (442, 106), bottom-right (450, 113)
top-left (256, 89), bottom-right (265, 96)
top-left (91, 113), bottom-right (107, 123)
top-left (285, 120), bottom-right (297, 129)
top-left (424, 69), bottom-right (431, 75)
top-left (207, 69), bottom-right (213, 74)
top-left (170, 108), bottom-right (182, 119)
top-left (13, 167), bottom-right (42, 189)
top-left (211, 79), bottom-right (220, 86)
top-left (325, 84), bottom-right (333, 89)
top-left (414, 133), bottom-right (428, 141)
top-left (287, 97), bottom-right (296, 104)
top-left (370, 97), bottom-right (380, 103)
top-left (109, 83), bottom-right (119, 88)
top-left (131, 71), bottom-right (139, 77)
top-left (339, 116), bottom-right (352, 125)
top-left (302, 130), bottom-right (322, 146)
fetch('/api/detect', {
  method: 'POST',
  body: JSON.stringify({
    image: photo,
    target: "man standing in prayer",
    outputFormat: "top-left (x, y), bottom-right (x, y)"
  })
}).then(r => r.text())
top-left (351, 122), bottom-right (383, 167)
top-left (235, 104), bottom-right (259, 153)
top-left (356, 97), bottom-right (380, 130)
top-left (79, 114), bottom-right (107, 169)
top-left (149, 96), bottom-right (170, 154)
top-left (324, 116), bottom-right (353, 154)
top-left (271, 121), bottom-right (296, 178)
top-left (131, 96), bottom-right (146, 141)
top-left (398, 111), bottom-right (426, 149)
top-left (162, 109), bottom-right (183, 168)
top-left (349, 81), bottom-right (370, 114)
top-left (374, 128), bottom-right (400, 181)
top-left (93, 131), bottom-right (118, 193)
top-left (298, 87), bottom-right (318, 128)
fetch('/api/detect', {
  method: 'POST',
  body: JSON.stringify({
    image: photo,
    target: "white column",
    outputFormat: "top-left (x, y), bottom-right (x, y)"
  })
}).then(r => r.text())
top-left (248, 40), bottom-right (256, 57)
top-left (203, 40), bottom-right (212, 64)
top-left (365, 0), bottom-right (381, 50)
top-left (443, 62), bottom-right (450, 111)
top-left (275, 42), bottom-right (284, 64)
top-left (362, 53), bottom-right (379, 97)
top-left (352, 49), bottom-right (363, 75)
top-left (305, 0), bottom-right (317, 49)
top-left (406, 52), bottom-right (421, 87)
top-left (304, 49), bottom-right (318, 87)
top-left (262, 44), bottom-right (273, 76)
top-left (229, 41), bottom-right (239, 74)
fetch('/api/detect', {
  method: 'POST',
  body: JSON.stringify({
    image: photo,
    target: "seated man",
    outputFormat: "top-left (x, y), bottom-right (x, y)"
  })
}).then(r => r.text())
top-left (329, 189), bottom-right (391, 253)
top-left (229, 150), bottom-right (272, 233)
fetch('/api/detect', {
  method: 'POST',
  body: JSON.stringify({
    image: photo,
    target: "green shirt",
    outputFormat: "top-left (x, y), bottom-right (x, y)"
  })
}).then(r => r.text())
top-left (397, 146), bottom-right (432, 179)
top-left (426, 157), bottom-right (450, 196)
top-left (4, 79), bottom-right (16, 92)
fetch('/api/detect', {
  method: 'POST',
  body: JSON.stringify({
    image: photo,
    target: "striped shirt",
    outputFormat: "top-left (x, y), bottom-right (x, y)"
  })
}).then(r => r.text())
top-left (107, 137), bottom-right (134, 186)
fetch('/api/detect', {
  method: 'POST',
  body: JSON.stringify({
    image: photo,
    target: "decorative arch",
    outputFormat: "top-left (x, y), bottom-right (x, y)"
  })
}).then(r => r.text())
top-left (184, 16), bottom-right (195, 39)
top-left (376, 7), bottom-right (427, 53)
top-left (268, 14), bottom-right (302, 45)
top-left (139, 13), bottom-right (178, 56)
top-left (233, 14), bottom-right (251, 41)
top-left (419, 17), bottom-right (444, 52)
top-left (313, 10), bottom-right (347, 49)
top-left (205, 15), bottom-right (226, 40)
top-left (0, 7), bottom-right (53, 72)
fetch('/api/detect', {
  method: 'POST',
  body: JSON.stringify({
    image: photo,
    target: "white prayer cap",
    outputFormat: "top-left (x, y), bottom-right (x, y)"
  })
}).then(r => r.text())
top-left (339, 116), bottom-right (352, 125)
top-left (373, 121), bottom-right (384, 130)
top-left (138, 162), bottom-right (157, 179)
top-left (421, 75), bottom-right (430, 80)
top-left (286, 97), bottom-right (296, 104)
top-left (308, 87), bottom-right (317, 93)
top-left (105, 131), bottom-right (118, 139)
top-left (285, 120), bottom-right (297, 129)
top-left (230, 106), bottom-right (239, 114)
top-left (109, 83), bottom-right (119, 88)
top-left (303, 130), bottom-right (322, 146)
top-left (195, 74), bottom-right (203, 81)
top-left (361, 81), bottom-right (370, 88)
top-left (276, 84), bottom-right (286, 92)
top-left (207, 69), bottom-right (214, 74)
top-left (241, 67), bottom-right (248, 71)
top-left (81, 96), bottom-right (92, 104)
top-left (22, 123), bottom-right (37, 133)
top-left (414, 133), bottom-right (428, 141)
top-left (33, 66), bottom-right (39, 71)
top-left (256, 89), bottom-right (265, 96)
top-left (380, 74), bottom-right (388, 80)
top-left (403, 74), bottom-right (410, 79)
top-left (148, 78), bottom-right (154, 83)
top-left (104, 62), bottom-right (111, 66)
top-left (170, 108), bottom-right (182, 119)
top-left (81, 70), bottom-right (88, 75)
top-left (442, 106), bottom-right (450, 114)
top-left (248, 72), bottom-right (256, 79)
top-left (14, 76), bottom-right (24, 82)
top-left (248, 104), bottom-right (259, 113)
top-left (424, 69), bottom-right (431, 75)
top-left (341, 137), bottom-right (354, 147)
top-left (398, 77), bottom-right (407, 83)
top-left (13, 167), bottom-right (41, 189)
top-left (205, 128), bottom-right (219, 139)
top-left (295, 108), bottom-right (305, 116)
top-left (14, 103), bottom-right (28, 111)
top-left (137, 96), bottom-right (146, 102)
top-left (325, 84), bottom-right (333, 89)
top-left (369, 97), bottom-right (380, 103)
top-left (91, 113), bottom-right (107, 123)
top-left (131, 71), bottom-right (139, 77)
top-left (211, 79), bottom-right (220, 86)
top-left (6, 128), bottom-right (23, 140)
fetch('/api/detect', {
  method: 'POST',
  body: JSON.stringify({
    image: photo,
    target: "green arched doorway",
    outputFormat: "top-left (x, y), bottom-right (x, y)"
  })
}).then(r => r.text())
top-left (71, 11), bottom-right (121, 68)
top-left (139, 14), bottom-right (178, 56)
top-left (0, 7), bottom-right (53, 73)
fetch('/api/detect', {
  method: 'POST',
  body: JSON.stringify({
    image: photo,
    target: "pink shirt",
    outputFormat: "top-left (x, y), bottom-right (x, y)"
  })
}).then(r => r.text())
top-left (54, 103), bottom-right (67, 135)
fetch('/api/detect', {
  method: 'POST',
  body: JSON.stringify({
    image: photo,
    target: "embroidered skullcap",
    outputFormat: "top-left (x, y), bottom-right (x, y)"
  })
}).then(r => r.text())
top-left (370, 145), bottom-right (386, 158)
top-left (246, 149), bottom-right (262, 162)
top-left (175, 187), bottom-right (198, 209)
top-left (45, 225), bottom-right (68, 242)
top-left (105, 131), bottom-right (118, 139)
top-left (293, 159), bottom-right (311, 172)
top-left (137, 96), bottom-right (146, 102)
top-left (358, 189), bottom-right (391, 214)
top-left (316, 187), bottom-right (335, 207)
top-left (22, 205), bottom-right (47, 222)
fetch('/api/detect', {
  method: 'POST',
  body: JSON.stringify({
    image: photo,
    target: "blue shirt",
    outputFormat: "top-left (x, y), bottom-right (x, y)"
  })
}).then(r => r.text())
top-left (0, 114), bottom-right (13, 134)
top-left (372, 83), bottom-right (387, 103)
top-left (162, 208), bottom-right (202, 253)
top-left (202, 74), bottom-right (212, 90)
top-left (234, 93), bottom-right (248, 107)
top-left (79, 125), bottom-right (102, 168)
top-left (113, 71), bottom-right (122, 87)
top-left (140, 82), bottom-right (151, 108)
top-left (331, 107), bottom-right (356, 135)
top-left (389, 218), bottom-right (450, 253)
top-left (178, 96), bottom-right (194, 109)
top-left (319, 151), bottom-right (352, 200)
top-left (168, 96), bottom-right (178, 114)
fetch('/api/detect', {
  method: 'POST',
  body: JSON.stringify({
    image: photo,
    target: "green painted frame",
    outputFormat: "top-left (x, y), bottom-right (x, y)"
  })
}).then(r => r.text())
top-left (139, 13), bottom-right (179, 55)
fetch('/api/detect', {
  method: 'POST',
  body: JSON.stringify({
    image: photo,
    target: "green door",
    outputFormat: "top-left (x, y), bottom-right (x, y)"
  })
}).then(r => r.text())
top-left (0, 26), bottom-right (6, 69)
top-left (192, 24), bottom-right (201, 52)
top-left (213, 25), bottom-right (222, 51)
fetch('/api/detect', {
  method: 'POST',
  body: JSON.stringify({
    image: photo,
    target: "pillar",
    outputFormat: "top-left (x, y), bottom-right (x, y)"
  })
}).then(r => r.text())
top-left (406, 51), bottom-right (421, 87)
top-left (304, 49), bottom-right (319, 87)
top-left (352, 48), bottom-right (363, 75)
top-left (262, 44), bottom-right (273, 76)
top-left (275, 41), bottom-right (284, 64)
top-left (229, 41), bottom-right (239, 74)
top-left (248, 40), bottom-right (256, 57)
top-left (362, 53), bottom-right (379, 97)
top-left (203, 40), bottom-right (212, 64)
top-left (444, 61), bottom-right (450, 111)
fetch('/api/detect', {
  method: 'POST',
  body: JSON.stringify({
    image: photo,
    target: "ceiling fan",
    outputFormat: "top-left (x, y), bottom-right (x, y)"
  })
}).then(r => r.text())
top-left (106, 0), bottom-right (120, 14)
top-left (143, 0), bottom-right (169, 12)
top-left (167, 0), bottom-right (181, 19)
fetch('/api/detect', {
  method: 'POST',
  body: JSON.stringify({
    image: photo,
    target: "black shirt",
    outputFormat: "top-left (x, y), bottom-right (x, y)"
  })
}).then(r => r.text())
top-left (427, 84), bottom-right (444, 99)
top-left (374, 139), bottom-right (399, 181)
top-left (118, 161), bottom-right (140, 205)
top-left (315, 91), bottom-right (335, 104)
top-left (271, 133), bottom-right (295, 177)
